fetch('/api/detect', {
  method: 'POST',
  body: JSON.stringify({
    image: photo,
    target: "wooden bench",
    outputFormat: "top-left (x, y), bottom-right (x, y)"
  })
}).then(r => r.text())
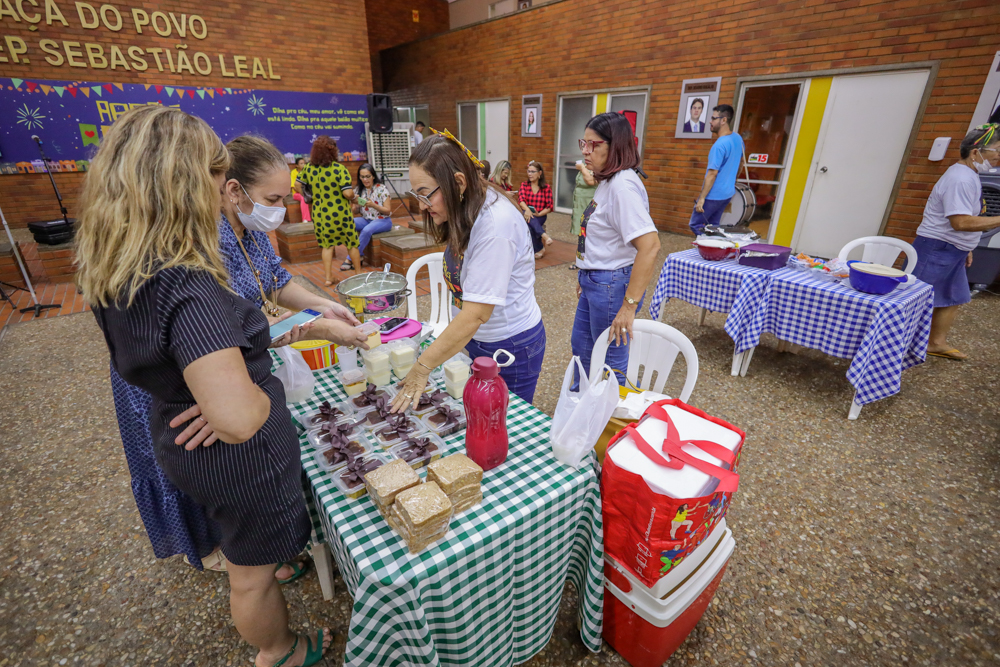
top-left (379, 234), bottom-right (446, 276)
top-left (275, 222), bottom-right (321, 264)
top-left (363, 224), bottom-right (415, 268)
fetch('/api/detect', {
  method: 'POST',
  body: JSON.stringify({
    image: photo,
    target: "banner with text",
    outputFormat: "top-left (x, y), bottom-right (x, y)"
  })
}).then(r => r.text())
top-left (0, 77), bottom-right (369, 167)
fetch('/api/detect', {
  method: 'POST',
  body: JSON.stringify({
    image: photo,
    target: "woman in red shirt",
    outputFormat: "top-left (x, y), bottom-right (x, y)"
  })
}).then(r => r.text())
top-left (518, 160), bottom-right (554, 258)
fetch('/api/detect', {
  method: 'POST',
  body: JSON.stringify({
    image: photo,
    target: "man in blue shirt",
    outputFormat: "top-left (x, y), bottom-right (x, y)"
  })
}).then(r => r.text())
top-left (689, 104), bottom-right (745, 235)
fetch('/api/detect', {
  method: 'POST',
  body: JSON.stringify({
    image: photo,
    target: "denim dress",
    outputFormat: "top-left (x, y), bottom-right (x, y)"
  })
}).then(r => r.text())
top-left (109, 217), bottom-right (292, 568)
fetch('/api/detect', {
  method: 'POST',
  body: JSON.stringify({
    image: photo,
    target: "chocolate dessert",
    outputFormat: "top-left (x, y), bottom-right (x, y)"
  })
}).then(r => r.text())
top-left (309, 401), bottom-right (345, 426)
top-left (396, 436), bottom-right (440, 466)
top-left (376, 413), bottom-right (419, 442)
top-left (339, 453), bottom-right (385, 488)
top-left (318, 420), bottom-right (357, 445)
top-left (351, 384), bottom-right (387, 409)
top-left (415, 390), bottom-right (449, 412)
top-left (428, 405), bottom-right (463, 428)
top-left (322, 440), bottom-right (365, 466)
top-left (361, 395), bottom-right (393, 426)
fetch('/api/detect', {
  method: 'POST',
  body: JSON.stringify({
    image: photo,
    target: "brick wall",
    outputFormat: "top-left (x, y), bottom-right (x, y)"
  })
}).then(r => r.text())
top-left (381, 0), bottom-right (1000, 239)
top-left (0, 0), bottom-right (373, 227)
top-left (365, 0), bottom-right (450, 92)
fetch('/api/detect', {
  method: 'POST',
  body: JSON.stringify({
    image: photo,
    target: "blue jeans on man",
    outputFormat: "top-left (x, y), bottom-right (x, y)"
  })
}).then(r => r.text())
top-left (571, 266), bottom-right (644, 390)
top-left (688, 198), bottom-right (730, 236)
top-left (355, 216), bottom-right (393, 254)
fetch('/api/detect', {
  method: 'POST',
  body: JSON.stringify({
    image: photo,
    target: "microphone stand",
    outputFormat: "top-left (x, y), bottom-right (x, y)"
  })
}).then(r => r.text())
top-left (32, 135), bottom-right (71, 226)
top-left (0, 203), bottom-right (60, 317)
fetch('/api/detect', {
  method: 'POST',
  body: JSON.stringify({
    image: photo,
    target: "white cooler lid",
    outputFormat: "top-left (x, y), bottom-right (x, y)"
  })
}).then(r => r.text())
top-left (605, 528), bottom-right (735, 629)
top-left (607, 517), bottom-right (729, 600)
top-left (607, 404), bottom-right (742, 499)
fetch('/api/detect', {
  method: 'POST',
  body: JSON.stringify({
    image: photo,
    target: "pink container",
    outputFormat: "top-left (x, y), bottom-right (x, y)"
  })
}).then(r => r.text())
top-left (463, 356), bottom-right (510, 471)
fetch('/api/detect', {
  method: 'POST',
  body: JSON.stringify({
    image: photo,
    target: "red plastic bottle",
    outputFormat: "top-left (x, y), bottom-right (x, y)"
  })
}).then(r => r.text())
top-left (463, 356), bottom-right (510, 471)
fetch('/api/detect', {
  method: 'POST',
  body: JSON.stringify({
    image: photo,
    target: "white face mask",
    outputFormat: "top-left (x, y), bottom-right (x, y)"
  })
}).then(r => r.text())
top-left (236, 184), bottom-right (285, 232)
top-left (974, 155), bottom-right (993, 174)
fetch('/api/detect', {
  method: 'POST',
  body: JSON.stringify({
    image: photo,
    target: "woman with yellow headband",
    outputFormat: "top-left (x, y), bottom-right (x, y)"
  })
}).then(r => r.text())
top-left (390, 130), bottom-right (546, 410)
top-left (910, 123), bottom-right (1000, 360)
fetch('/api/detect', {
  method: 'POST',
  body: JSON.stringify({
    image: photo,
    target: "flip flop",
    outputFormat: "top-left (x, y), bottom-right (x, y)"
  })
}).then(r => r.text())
top-left (927, 348), bottom-right (967, 360)
top-left (275, 559), bottom-right (310, 585)
top-left (302, 629), bottom-right (327, 667)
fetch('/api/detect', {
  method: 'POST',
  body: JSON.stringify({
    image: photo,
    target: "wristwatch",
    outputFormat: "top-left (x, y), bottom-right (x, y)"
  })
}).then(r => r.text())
top-left (624, 296), bottom-right (638, 306)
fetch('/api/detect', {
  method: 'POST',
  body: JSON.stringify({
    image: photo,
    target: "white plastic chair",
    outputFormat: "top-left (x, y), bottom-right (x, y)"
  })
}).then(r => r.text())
top-left (588, 319), bottom-right (699, 402)
top-left (405, 252), bottom-right (452, 337)
top-left (837, 236), bottom-right (917, 274)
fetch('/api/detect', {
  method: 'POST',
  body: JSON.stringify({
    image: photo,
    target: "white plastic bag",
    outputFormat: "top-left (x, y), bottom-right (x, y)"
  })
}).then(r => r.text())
top-left (550, 357), bottom-right (620, 468)
top-left (273, 346), bottom-right (315, 404)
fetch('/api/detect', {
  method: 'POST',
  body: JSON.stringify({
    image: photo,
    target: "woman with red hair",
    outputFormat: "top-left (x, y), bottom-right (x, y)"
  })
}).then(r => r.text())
top-left (295, 135), bottom-right (358, 284)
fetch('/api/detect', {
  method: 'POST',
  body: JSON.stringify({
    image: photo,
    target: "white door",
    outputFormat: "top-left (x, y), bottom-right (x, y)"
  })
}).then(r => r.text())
top-left (555, 95), bottom-right (597, 212)
top-left (484, 101), bottom-right (509, 166)
top-left (794, 70), bottom-right (929, 257)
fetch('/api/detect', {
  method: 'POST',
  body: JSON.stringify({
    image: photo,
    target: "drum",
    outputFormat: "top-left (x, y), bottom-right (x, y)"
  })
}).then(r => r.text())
top-left (718, 183), bottom-right (755, 227)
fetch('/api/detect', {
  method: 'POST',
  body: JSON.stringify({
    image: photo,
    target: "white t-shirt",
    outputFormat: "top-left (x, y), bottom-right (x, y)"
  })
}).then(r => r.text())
top-left (413, 131), bottom-right (423, 146)
top-left (576, 169), bottom-right (657, 270)
top-left (456, 190), bottom-right (542, 343)
top-left (916, 163), bottom-right (984, 251)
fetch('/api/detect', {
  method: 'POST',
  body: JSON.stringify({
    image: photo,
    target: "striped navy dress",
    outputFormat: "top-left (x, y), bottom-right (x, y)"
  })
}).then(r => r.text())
top-left (95, 265), bottom-right (309, 566)
top-left (109, 218), bottom-right (293, 568)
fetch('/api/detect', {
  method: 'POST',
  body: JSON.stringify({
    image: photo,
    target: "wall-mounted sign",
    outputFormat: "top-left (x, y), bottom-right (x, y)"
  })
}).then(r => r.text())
top-left (0, 77), bottom-right (369, 167)
top-left (675, 77), bottom-right (721, 140)
top-left (522, 94), bottom-right (541, 138)
top-left (747, 153), bottom-right (769, 164)
top-left (0, 2), bottom-right (279, 80)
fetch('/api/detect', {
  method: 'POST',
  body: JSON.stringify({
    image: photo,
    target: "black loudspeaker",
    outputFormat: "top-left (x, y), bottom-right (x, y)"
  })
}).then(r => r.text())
top-left (367, 93), bottom-right (393, 134)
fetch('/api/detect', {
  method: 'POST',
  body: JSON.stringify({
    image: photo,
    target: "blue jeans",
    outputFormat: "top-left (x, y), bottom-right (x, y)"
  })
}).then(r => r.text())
top-left (355, 217), bottom-right (392, 254)
top-left (571, 266), bottom-right (644, 389)
top-left (465, 320), bottom-right (546, 404)
top-left (527, 215), bottom-right (547, 253)
top-left (688, 198), bottom-right (730, 235)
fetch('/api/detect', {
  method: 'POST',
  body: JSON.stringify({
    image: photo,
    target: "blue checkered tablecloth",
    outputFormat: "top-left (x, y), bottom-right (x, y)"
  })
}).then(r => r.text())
top-left (272, 356), bottom-right (604, 667)
top-left (648, 249), bottom-right (773, 352)
top-left (737, 269), bottom-right (933, 405)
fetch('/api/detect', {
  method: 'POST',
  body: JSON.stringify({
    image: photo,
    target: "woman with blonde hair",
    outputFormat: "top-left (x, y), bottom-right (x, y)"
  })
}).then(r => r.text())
top-left (489, 160), bottom-right (514, 192)
top-left (77, 106), bottom-right (330, 667)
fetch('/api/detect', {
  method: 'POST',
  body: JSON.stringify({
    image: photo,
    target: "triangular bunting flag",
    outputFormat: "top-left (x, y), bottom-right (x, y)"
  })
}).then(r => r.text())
top-left (155, 85), bottom-right (163, 94)
top-left (144, 84), bottom-right (151, 90)
top-left (215, 88), bottom-right (224, 95)
top-left (103, 84), bottom-right (112, 94)
top-left (81, 87), bottom-right (90, 97)
top-left (11, 78), bottom-right (23, 89)
top-left (187, 90), bottom-right (195, 99)
top-left (26, 82), bottom-right (38, 92)
top-left (91, 86), bottom-right (102, 97)
top-left (67, 86), bottom-right (77, 97)
top-left (114, 83), bottom-right (123, 91)
top-left (54, 87), bottom-right (65, 97)
top-left (225, 88), bottom-right (232, 93)
top-left (41, 85), bottom-right (52, 95)
top-left (206, 89), bottom-right (214, 98)
top-left (196, 90), bottom-right (205, 99)
top-left (165, 87), bottom-right (174, 97)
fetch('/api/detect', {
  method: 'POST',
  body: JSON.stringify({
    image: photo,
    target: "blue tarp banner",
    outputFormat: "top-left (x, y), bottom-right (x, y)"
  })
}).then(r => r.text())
top-left (0, 77), bottom-right (370, 168)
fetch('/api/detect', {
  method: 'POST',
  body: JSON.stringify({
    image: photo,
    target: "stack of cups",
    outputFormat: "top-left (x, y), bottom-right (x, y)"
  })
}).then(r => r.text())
top-left (386, 339), bottom-right (419, 380)
top-left (442, 353), bottom-right (472, 399)
top-left (360, 346), bottom-right (392, 386)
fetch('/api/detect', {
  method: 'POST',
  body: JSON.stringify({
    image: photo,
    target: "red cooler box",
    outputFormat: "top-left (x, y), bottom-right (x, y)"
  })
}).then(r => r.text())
top-left (603, 519), bottom-right (735, 667)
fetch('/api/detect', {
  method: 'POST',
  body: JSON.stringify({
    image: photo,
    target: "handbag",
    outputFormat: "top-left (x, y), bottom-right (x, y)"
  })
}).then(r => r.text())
top-left (296, 176), bottom-right (313, 205)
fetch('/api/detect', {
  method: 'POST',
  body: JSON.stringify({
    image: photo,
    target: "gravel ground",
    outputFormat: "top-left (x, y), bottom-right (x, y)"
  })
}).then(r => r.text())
top-left (1, 213), bottom-right (998, 666)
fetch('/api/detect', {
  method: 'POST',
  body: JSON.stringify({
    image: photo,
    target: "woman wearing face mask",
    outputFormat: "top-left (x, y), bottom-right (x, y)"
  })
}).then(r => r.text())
top-left (80, 107), bottom-right (331, 667)
top-left (909, 123), bottom-right (1000, 360)
top-left (106, 134), bottom-right (367, 581)
top-left (351, 163), bottom-right (392, 266)
top-left (573, 112), bottom-right (661, 387)
top-left (518, 161), bottom-right (554, 259)
top-left (290, 157), bottom-right (311, 222)
top-left (390, 131), bottom-right (546, 410)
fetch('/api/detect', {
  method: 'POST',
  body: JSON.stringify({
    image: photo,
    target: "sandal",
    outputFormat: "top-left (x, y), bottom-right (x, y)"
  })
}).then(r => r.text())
top-left (269, 630), bottom-right (327, 667)
top-left (340, 259), bottom-right (354, 271)
top-left (927, 348), bottom-right (967, 360)
top-left (276, 559), bottom-right (310, 585)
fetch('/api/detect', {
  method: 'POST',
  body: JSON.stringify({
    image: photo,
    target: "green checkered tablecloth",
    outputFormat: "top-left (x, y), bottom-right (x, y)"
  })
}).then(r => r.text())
top-left (284, 363), bottom-right (604, 666)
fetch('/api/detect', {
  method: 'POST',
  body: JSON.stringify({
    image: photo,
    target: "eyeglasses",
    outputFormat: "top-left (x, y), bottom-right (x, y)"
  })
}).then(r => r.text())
top-left (406, 186), bottom-right (439, 207)
top-left (578, 139), bottom-right (607, 151)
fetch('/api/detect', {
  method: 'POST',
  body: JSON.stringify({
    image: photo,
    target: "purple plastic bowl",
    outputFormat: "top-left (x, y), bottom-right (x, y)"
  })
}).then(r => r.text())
top-left (737, 243), bottom-right (792, 270)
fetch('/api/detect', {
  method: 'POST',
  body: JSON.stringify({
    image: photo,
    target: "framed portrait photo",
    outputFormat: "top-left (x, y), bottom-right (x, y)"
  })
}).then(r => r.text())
top-left (522, 95), bottom-right (542, 137)
top-left (675, 77), bottom-right (721, 139)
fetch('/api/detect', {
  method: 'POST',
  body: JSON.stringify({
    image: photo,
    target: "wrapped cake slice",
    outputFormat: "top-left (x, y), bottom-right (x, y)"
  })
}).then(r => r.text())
top-left (365, 459), bottom-right (421, 509)
top-left (427, 453), bottom-right (483, 495)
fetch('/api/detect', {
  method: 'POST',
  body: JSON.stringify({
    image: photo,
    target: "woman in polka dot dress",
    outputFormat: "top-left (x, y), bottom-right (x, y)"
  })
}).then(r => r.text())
top-left (295, 135), bottom-right (359, 284)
